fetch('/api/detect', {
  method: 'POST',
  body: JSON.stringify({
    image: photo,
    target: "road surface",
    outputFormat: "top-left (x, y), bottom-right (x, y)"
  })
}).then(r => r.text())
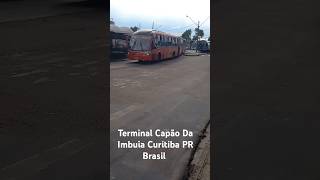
top-left (110, 55), bottom-right (210, 180)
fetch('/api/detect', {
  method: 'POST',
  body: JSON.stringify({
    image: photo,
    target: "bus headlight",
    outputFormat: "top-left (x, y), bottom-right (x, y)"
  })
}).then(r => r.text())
top-left (144, 51), bottom-right (151, 55)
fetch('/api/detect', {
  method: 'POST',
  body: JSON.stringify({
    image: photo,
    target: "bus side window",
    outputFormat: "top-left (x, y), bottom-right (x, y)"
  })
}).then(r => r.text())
top-left (151, 40), bottom-right (156, 49)
top-left (157, 35), bottom-right (160, 46)
top-left (163, 36), bottom-right (165, 46)
top-left (165, 36), bottom-right (167, 46)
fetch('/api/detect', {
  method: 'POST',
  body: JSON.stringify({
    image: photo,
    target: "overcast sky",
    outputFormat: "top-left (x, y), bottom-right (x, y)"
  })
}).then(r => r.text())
top-left (110, 0), bottom-right (210, 38)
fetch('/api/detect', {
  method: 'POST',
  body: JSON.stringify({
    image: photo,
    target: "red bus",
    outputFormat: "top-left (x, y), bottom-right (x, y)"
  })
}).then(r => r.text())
top-left (128, 29), bottom-right (186, 62)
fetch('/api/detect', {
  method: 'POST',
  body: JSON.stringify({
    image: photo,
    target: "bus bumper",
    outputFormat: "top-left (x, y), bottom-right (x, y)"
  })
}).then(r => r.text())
top-left (128, 52), bottom-right (152, 61)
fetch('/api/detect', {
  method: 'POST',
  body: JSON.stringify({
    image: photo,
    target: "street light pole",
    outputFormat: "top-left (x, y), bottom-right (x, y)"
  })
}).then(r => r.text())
top-left (186, 15), bottom-right (203, 53)
top-left (196, 20), bottom-right (200, 53)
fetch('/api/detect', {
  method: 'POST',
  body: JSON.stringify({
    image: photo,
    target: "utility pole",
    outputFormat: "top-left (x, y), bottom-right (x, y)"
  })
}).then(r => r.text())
top-left (186, 15), bottom-right (208, 53)
top-left (196, 20), bottom-right (200, 53)
top-left (152, 21), bottom-right (154, 29)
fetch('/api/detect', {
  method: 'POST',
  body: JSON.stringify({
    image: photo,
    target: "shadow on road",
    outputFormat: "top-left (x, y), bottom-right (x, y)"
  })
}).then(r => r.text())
top-left (129, 56), bottom-right (185, 66)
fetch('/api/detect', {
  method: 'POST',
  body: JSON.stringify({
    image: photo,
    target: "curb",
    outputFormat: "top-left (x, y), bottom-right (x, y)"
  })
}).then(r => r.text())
top-left (184, 53), bottom-right (200, 56)
top-left (188, 125), bottom-right (210, 180)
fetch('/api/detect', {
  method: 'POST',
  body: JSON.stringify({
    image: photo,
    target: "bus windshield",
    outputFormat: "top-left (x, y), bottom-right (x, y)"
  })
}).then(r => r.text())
top-left (130, 35), bottom-right (151, 51)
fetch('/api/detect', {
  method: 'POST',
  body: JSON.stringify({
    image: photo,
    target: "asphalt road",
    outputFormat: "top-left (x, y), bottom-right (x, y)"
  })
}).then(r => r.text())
top-left (0, 2), bottom-right (108, 180)
top-left (110, 55), bottom-right (210, 180)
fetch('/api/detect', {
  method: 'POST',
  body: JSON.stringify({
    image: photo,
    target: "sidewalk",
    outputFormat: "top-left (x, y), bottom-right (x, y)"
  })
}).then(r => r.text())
top-left (184, 50), bottom-right (209, 56)
top-left (184, 50), bottom-right (200, 56)
top-left (188, 125), bottom-right (210, 180)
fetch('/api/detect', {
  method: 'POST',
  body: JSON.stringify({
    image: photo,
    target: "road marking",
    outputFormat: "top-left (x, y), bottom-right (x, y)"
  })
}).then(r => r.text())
top-left (110, 64), bottom-right (128, 70)
top-left (112, 78), bottom-right (142, 88)
top-left (111, 104), bottom-right (141, 121)
top-left (0, 138), bottom-right (93, 180)
top-left (33, 77), bottom-right (49, 84)
top-left (11, 69), bottom-right (48, 78)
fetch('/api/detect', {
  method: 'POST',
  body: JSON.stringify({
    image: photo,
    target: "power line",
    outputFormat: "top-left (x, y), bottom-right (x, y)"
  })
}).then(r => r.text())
top-left (162, 23), bottom-right (195, 32)
top-left (159, 23), bottom-right (195, 31)
top-left (186, 15), bottom-right (209, 52)
top-left (186, 15), bottom-right (198, 26)
top-left (200, 16), bottom-right (210, 27)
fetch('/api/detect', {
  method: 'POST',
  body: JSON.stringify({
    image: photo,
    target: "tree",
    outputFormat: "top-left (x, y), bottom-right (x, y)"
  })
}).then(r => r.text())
top-left (192, 35), bottom-right (198, 41)
top-left (130, 26), bottom-right (139, 32)
top-left (181, 29), bottom-right (192, 41)
top-left (192, 27), bottom-right (204, 40)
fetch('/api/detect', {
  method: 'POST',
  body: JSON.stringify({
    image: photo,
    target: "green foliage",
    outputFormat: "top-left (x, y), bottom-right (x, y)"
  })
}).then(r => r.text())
top-left (192, 27), bottom-right (204, 40)
top-left (130, 26), bottom-right (140, 32)
top-left (181, 29), bottom-right (192, 41)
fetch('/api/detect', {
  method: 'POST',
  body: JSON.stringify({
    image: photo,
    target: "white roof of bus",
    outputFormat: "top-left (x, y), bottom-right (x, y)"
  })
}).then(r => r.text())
top-left (134, 29), bottom-right (181, 38)
top-left (110, 24), bottom-right (133, 35)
